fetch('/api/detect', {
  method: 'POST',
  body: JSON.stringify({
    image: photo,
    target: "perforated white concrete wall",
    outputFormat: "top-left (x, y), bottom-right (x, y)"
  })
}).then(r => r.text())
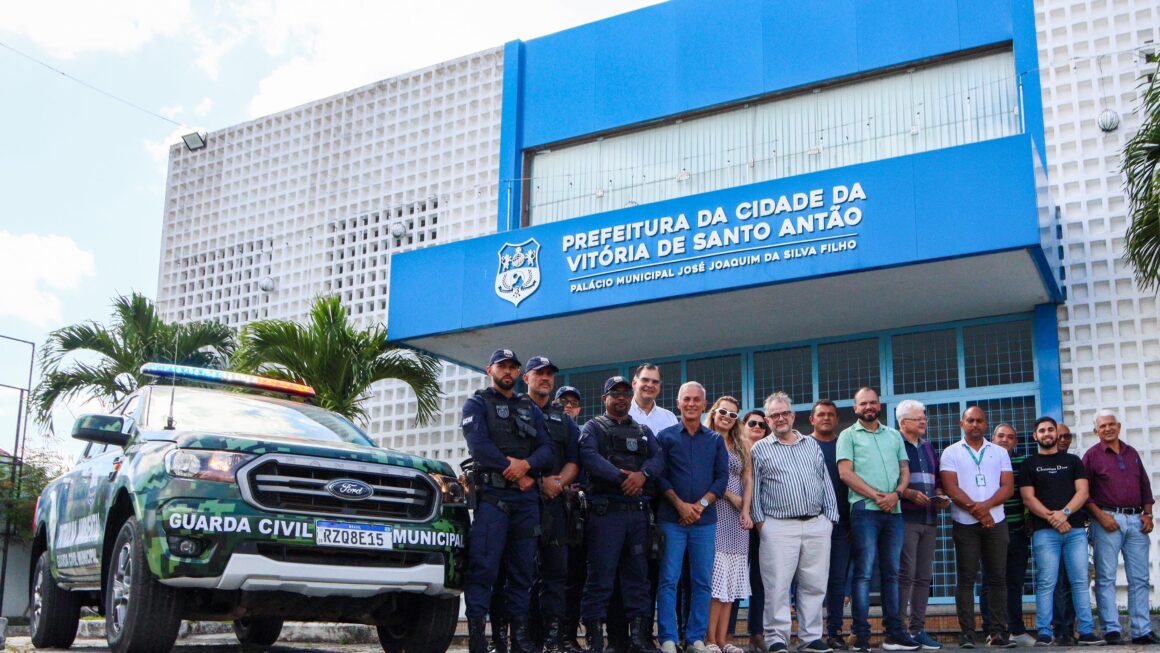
top-left (1037, 0), bottom-right (1160, 601)
top-left (156, 48), bottom-right (503, 464)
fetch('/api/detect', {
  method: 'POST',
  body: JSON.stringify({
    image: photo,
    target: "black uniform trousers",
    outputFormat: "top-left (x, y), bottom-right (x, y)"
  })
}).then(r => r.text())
top-left (581, 500), bottom-right (652, 622)
top-left (465, 489), bottom-right (541, 619)
top-left (538, 495), bottom-right (570, 619)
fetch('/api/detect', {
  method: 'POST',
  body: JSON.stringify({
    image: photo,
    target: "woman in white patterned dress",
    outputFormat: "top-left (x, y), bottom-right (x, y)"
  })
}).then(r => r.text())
top-left (706, 395), bottom-right (753, 653)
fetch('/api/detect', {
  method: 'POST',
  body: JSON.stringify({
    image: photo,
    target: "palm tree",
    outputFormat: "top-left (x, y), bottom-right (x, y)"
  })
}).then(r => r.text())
top-left (232, 295), bottom-right (442, 426)
top-left (32, 292), bottom-right (234, 426)
top-left (1124, 63), bottom-right (1160, 289)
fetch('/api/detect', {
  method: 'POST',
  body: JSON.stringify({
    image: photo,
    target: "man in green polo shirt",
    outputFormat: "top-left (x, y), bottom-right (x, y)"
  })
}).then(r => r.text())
top-left (836, 387), bottom-right (918, 653)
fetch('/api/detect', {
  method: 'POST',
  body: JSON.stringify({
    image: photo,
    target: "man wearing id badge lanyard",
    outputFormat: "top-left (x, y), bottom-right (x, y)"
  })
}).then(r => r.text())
top-left (937, 407), bottom-right (1014, 649)
top-left (835, 388), bottom-right (920, 653)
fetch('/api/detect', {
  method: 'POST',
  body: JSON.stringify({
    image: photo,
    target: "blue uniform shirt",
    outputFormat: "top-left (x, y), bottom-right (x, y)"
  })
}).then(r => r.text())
top-left (579, 414), bottom-right (664, 501)
top-left (461, 388), bottom-right (555, 500)
top-left (814, 436), bottom-right (850, 525)
top-left (656, 422), bottom-right (729, 525)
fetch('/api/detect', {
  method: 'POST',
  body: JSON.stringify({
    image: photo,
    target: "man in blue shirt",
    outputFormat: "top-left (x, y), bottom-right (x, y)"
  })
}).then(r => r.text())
top-left (656, 382), bottom-right (728, 653)
top-left (463, 349), bottom-right (556, 653)
top-left (579, 376), bottom-right (665, 653)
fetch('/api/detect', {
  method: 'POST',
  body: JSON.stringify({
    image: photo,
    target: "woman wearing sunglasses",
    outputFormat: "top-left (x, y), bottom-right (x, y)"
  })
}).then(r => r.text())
top-left (737, 410), bottom-right (771, 651)
top-left (706, 396), bottom-right (754, 653)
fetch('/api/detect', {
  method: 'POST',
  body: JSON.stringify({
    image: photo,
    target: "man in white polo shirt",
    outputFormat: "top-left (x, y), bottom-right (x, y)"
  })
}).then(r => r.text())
top-left (628, 363), bottom-right (679, 435)
top-left (938, 406), bottom-right (1014, 649)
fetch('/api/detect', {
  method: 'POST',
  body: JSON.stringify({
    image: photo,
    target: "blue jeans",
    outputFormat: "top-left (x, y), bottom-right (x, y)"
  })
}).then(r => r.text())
top-left (1091, 513), bottom-right (1153, 637)
top-left (658, 521), bottom-right (715, 644)
top-left (850, 504), bottom-right (904, 639)
top-left (1031, 527), bottom-right (1095, 637)
top-left (826, 521), bottom-right (852, 636)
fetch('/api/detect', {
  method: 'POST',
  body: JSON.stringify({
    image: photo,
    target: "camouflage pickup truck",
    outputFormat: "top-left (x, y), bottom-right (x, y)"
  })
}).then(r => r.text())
top-left (30, 363), bottom-right (468, 653)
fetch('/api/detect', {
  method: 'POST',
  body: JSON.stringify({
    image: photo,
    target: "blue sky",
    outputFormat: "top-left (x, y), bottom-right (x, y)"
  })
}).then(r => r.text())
top-left (0, 0), bottom-right (660, 458)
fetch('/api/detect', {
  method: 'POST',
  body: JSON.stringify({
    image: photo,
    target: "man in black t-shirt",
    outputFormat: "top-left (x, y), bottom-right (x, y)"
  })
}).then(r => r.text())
top-left (1017, 416), bottom-right (1101, 646)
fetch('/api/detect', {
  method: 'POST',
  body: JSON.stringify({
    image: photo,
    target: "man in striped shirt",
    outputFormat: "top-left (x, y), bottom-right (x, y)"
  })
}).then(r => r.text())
top-left (751, 392), bottom-right (839, 653)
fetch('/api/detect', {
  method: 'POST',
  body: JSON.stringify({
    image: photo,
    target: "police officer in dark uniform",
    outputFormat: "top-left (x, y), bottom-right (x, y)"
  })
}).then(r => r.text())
top-left (556, 385), bottom-right (589, 653)
top-left (579, 376), bottom-right (664, 653)
top-left (464, 349), bottom-right (555, 653)
top-left (523, 356), bottom-right (583, 653)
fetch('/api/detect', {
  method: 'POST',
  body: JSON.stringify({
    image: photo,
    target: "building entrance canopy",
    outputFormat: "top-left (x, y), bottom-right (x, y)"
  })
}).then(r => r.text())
top-left (388, 135), bottom-right (1060, 372)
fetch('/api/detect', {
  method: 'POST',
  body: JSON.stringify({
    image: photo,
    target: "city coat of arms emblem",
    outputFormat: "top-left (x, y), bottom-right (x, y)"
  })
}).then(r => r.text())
top-left (495, 238), bottom-right (541, 307)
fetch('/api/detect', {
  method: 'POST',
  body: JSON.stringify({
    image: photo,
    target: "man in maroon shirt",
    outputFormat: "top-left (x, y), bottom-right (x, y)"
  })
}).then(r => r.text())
top-left (1082, 410), bottom-right (1160, 645)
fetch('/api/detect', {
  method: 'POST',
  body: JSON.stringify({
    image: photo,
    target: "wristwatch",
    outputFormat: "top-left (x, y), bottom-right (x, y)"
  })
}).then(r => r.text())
top-left (1062, 507), bottom-right (1072, 517)
top-left (699, 498), bottom-right (710, 508)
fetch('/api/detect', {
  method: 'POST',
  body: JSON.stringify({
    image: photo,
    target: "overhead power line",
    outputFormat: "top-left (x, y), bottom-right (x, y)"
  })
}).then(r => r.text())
top-left (0, 39), bottom-right (182, 128)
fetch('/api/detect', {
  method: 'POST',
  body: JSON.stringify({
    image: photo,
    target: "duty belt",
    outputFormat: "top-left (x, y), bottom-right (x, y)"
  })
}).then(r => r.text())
top-left (478, 471), bottom-right (519, 490)
top-left (1101, 506), bottom-right (1146, 515)
top-left (589, 499), bottom-right (650, 515)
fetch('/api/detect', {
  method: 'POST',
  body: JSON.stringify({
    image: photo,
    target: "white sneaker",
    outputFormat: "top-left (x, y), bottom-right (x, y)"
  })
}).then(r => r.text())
top-left (688, 641), bottom-right (710, 653)
top-left (1012, 634), bottom-right (1037, 648)
top-left (663, 642), bottom-right (679, 653)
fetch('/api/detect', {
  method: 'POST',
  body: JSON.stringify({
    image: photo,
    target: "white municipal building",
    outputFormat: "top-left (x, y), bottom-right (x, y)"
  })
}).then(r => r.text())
top-left (157, 0), bottom-right (1160, 603)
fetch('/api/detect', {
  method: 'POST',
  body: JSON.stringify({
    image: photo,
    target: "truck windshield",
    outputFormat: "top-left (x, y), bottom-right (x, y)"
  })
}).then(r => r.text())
top-left (144, 386), bottom-right (376, 446)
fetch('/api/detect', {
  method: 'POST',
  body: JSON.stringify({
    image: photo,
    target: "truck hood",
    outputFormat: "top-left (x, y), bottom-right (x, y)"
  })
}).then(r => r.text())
top-left (171, 431), bottom-right (453, 476)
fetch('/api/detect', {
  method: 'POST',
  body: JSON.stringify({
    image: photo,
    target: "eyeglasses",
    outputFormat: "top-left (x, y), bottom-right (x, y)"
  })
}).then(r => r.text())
top-left (746, 420), bottom-right (768, 429)
top-left (768, 410), bottom-right (793, 420)
top-left (560, 399), bottom-right (580, 408)
top-left (605, 391), bottom-right (633, 399)
top-left (715, 408), bottom-right (738, 420)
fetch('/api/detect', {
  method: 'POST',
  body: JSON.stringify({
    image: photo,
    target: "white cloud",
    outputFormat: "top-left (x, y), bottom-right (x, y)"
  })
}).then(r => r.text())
top-left (194, 96), bottom-right (214, 116)
top-left (159, 104), bottom-right (183, 120)
top-left (0, 0), bottom-right (194, 59)
top-left (243, 1), bottom-right (663, 117)
top-left (0, 231), bottom-right (96, 328)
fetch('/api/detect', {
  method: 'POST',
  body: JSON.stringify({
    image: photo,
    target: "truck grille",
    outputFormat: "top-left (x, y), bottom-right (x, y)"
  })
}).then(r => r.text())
top-left (238, 453), bottom-right (438, 522)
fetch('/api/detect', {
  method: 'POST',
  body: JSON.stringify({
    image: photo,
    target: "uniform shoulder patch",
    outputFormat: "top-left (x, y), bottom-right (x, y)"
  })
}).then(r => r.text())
top-left (461, 415), bottom-right (474, 426)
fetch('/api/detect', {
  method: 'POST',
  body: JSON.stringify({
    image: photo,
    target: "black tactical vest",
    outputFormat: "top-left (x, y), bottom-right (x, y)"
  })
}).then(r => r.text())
top-left (543, 402), bottom-right (570, 475)
top-left (476, 389), bottom-right (537, 461)
top-left (590, 415), bottom-right (654, 496)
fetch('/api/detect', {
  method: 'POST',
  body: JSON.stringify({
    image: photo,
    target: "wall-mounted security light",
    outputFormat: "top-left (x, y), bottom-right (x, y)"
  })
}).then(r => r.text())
top-left (181, 131), bottom-right (208, 151)
top-left (258, 276), bottom-right (276, 293)
top-left (390, 222), bottom-right (409, 238)
top-left (1097, 109), bottom-right (1120, 132)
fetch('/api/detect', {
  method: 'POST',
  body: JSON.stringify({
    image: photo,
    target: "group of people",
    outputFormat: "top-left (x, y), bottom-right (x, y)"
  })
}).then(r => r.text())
top-left (460, 348), bottom-right (1157, 653)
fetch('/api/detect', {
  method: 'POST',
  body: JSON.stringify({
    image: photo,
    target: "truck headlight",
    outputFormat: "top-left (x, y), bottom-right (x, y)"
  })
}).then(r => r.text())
top-left (165, 450), bottom-right (256, 483)
top-left (431, 473), bottom-right (466, 506)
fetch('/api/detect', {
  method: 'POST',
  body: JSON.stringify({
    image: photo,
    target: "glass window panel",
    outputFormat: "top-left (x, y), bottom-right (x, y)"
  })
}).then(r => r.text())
top-left (818, 338), bottom-right (880, 401)
top-left (686, 355), bottom-right (743, 405)
top-left (646, 361), bottom-right (682, 415)
top-left (892, 329), bottom-right (959, 394)
top-left (753, 346), bottom-right (812, 408)
top-left (564, 368), bottom-right (619, 425)
top-left (973, 395), bottom-right (1038, 458)
top-left (964, 321), bottom-right (1034, 388)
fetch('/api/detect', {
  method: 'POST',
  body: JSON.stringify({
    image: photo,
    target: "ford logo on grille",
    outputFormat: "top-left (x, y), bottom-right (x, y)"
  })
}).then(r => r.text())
top-left (325, 479), bottom-right (374, 501)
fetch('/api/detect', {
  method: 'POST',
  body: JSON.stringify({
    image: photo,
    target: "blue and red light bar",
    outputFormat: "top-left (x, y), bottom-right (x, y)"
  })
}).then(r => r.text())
top-left (140, 363), bottom-right (317, 398)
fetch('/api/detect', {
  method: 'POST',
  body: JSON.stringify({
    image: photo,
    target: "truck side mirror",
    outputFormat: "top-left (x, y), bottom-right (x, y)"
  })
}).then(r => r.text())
top-left (72, 414), bottom-right (134, 447)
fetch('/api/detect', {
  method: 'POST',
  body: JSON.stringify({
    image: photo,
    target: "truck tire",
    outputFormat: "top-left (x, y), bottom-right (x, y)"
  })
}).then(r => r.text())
top-left (377, 594), bottom-right (460, 653)
top-left (105, 517), bottom-right (184, 653)
top-left (233, 617), bottom-right (284, 646)
top-left (30, 549), bottom-right (80, 648)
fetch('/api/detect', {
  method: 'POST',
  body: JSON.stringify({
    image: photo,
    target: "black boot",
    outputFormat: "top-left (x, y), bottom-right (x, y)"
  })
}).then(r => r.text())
top-left (629, 616), bottom-right (658, 653)
top-left (562, 620), bottom-right (585, 653)
top-left (584, 620), bottom-right (606, 653)
top-left (470, 617), bottom-right (490, 653)
top-left (490, 615), bottom-right (510, 653)
top-left (543, 617), bottom-right (565, 653)
top-left (512, 617), bottom-right (543, 653)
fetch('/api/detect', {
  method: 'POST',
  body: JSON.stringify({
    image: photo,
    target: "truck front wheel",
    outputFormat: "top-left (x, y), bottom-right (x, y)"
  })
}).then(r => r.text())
top-left (377, 594), bottom-right (460, 653)
top-left (105, 517), bottom-right (184, 653)
top-left (30, 549), bottom-right (80, 648)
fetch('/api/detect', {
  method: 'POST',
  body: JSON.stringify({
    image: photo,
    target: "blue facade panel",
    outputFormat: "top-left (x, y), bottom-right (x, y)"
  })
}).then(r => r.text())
top-left (391, 136), bottom-right (1043, 341)
top-left (513, 0), bottom-right (1024, 151)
